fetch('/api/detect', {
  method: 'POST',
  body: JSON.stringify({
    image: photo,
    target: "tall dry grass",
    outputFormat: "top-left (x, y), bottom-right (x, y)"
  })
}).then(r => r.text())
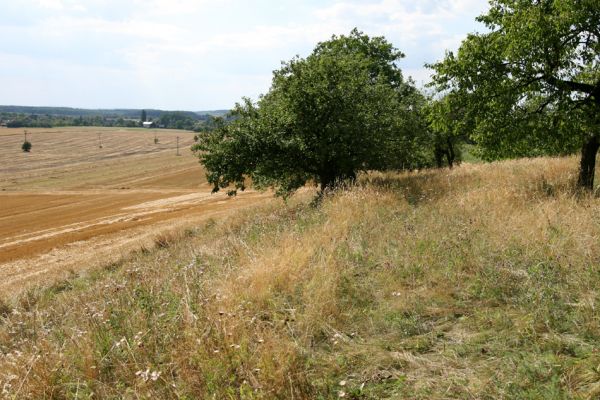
top-left (1, 155), bottom-right (600, 399)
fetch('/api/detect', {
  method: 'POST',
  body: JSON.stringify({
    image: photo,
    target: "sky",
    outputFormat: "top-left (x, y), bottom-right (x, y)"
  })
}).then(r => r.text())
top-left (0, 0), bottom-right (490, 111)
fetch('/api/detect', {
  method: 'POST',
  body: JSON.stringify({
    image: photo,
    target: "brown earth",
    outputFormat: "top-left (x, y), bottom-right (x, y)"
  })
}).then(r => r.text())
top-left (0, 127), bottom-right (270, 296)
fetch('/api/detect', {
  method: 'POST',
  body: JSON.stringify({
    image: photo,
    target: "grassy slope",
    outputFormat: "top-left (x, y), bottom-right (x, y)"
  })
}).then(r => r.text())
top-left (1, 156), bottom-right (600, 399)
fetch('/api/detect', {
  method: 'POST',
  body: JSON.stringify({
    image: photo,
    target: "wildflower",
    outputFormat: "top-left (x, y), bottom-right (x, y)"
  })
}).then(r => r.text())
top-left (136, 368), bottom-right (150, 382)
top-left (134, 331), bottom-right (144, 346)
top-left (150, 371), bottom-right (161, 381)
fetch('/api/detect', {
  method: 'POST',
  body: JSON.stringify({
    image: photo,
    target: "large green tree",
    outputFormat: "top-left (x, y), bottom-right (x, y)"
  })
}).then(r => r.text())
top-left (193, 29), bottom-right (429, 197)
top-left (429, 0), bottom-right (600, 189)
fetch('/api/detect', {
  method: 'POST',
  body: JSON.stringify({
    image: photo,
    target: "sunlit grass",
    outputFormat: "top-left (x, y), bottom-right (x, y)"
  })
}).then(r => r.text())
top-left (1, 155), bottom-right (599, 398)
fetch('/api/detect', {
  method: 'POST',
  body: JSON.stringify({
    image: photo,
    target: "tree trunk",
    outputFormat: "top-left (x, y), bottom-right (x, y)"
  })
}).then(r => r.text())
top-left (577, 136), bottom-right (599, 191)
top-left (434, 145), bottom-right (444, 168)
top-left (319, 167), bottom-right (336, 193)
top-left (319, 169), bottom-right (356, 192)
top-left (445, 137), bottom-right (455, 169)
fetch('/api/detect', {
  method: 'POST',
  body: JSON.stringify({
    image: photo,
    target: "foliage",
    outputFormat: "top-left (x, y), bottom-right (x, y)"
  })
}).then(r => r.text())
top-left (424, 95), bottom-right (468, 168)
top-left (193, 29), bottom-right (430, 197)
top-left (21, 140), bottom-right (32, 152)
top-left (429, 0), bottom-right (600, 187)
top-left (0, 109), bottom-right (228, 130)
top-left (2, 113), bottom-right (137, 128)
top-left (0, 106), bottom-right (226, 120)
top-left (157, 112), bottom-right (198, 130)
top-left (193, 115), bottom-right (224, 133)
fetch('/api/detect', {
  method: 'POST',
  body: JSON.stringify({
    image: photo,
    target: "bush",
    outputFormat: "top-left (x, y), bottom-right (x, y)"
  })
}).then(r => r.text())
top-left (22, 140), bottom-right (32, 152)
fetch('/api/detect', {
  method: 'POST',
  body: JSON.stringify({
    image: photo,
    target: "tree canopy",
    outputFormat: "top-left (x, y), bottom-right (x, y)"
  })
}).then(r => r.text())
top-left (424, 94), bottom-right (471, 168)
top-left (193, 29), bottom-right (430, 198)
top-left (429, 0), bottom-right (600, 189)
top-left (158, 112), bottom-right (198, 130)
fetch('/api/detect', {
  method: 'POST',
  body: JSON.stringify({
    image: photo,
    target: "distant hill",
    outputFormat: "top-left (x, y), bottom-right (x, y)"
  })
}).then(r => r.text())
top-left (0, 105), bottom-right (229, 120)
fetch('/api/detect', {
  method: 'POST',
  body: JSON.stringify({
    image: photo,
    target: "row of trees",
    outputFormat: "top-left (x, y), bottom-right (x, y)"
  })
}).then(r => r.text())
top-left (155, 112), bottom-right (203, 131)
top-left (1, 111), bottom-right (222, 131)
top-left (194, 1), bottom-right (599, 197)
top-left (2, 114), bottom-right (143, 128)
top-left (429, 0), bottom-right (599, 189)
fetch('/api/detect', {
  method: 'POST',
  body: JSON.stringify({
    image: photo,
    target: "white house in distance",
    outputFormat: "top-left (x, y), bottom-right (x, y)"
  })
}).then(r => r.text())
top-left (142, 121), bottom-right (155, 128)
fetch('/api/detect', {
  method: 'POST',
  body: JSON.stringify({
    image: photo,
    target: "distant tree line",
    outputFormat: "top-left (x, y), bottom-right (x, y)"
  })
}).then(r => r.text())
top-left (0, 111), bottom-right (228, 131)
top-left (0, 106), bottom-right (227, 120)
top-left (1, 113), bottom-right (142, 128)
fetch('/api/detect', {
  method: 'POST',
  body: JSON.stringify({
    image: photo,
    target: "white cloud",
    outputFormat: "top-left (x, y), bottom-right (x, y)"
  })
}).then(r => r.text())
top-left (37, 0), bottom-right (65, 10)
top-left (0, 0), bottom-right (490, 108)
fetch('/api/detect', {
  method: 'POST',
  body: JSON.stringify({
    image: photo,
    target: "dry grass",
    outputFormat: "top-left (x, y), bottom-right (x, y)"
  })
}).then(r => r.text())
top-left (1, 155), bottom-right (600, 399)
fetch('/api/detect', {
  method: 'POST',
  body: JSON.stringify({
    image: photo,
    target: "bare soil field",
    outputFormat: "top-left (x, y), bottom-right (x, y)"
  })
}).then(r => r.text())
top-left (0, 127), bottom-right (268, 296)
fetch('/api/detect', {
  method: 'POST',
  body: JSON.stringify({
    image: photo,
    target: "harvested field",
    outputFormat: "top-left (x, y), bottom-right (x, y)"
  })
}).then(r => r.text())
top-left (0, 127), bottom-right (268, 296)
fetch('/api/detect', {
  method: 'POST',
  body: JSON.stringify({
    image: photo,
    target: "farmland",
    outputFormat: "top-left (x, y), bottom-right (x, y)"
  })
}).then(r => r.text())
top-left (0, 127), bottom-right (267, 296)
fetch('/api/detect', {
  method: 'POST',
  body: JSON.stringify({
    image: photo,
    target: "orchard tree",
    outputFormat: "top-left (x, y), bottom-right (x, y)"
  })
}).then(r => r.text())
top-left (429, 0), bottom-right (600, 189)
top-left (425, 95), bottom-right (471, 168)
top-left (193, 29), bottom-right (428, 197)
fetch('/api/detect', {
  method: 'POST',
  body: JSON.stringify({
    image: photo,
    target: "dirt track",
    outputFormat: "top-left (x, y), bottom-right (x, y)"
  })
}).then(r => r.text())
top-left (0, 127), bottom-right (270, 296)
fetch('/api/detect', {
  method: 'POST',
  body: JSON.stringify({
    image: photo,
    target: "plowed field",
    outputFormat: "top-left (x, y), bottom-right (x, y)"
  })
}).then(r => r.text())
top-left (0, 127), bottom-right (268, 296)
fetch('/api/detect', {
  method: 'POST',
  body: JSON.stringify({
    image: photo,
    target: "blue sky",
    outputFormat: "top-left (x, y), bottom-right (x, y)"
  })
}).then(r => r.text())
top-left (0, 0), bottom-right (489, 110)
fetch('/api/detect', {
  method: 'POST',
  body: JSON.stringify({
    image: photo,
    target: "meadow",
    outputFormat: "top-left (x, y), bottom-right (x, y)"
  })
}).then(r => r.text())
top-left (1, 155), bottom-right (599, 399)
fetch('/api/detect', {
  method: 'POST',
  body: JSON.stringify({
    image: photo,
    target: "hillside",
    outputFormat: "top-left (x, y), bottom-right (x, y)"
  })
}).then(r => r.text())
top-left (1, 156), bottom-right (600, 399)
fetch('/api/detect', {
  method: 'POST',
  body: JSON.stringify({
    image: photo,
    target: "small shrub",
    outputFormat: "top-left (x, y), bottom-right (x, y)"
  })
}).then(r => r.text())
top-left (22, 140), bottom-right (32, 152)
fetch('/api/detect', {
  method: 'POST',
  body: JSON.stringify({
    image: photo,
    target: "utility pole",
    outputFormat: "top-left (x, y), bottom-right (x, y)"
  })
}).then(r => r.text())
top-left (98, 132), bottom-right (103, 148)
top-left (24, 130), bottom-right (27, 142)
top-left (176, 136), bottom-right (180, 156)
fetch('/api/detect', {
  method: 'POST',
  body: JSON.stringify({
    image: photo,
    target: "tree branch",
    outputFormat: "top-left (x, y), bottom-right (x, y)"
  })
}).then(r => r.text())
top-left (545, 76), bottom-right (596, 94)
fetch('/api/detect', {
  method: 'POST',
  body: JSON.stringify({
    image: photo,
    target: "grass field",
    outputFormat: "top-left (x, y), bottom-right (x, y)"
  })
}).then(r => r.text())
top-left (0, 127), bottom-right (268, 295)
top-left (1, 155), bottom-right (599, 398)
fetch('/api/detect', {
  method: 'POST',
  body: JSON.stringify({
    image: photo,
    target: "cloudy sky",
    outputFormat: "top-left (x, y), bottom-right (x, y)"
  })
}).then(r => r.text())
top-left (0, 0), bottom-right (489, 111)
